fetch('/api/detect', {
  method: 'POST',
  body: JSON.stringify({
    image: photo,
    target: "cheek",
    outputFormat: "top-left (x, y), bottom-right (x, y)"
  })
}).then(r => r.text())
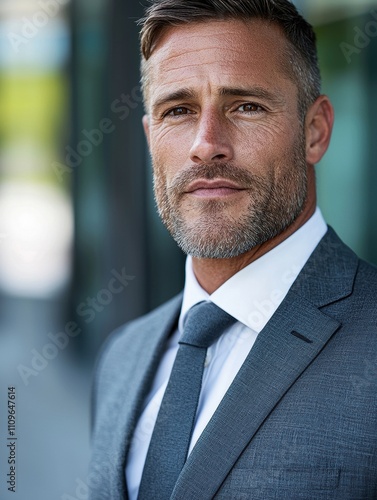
top-left (237, 121), bottom-right (297, 165)
top-left (150, 134), bottom-right (190, 180)
top-left (241, 118), bottom-right (291, 149)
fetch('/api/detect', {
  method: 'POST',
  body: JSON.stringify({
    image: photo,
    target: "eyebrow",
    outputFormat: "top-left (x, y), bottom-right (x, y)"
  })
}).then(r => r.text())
top-left (151, 85), bottom-right (285, 112)
top-left (152, 89), bottom-right (197, 111)
top-left (218, 86), bottom-right (285, 106)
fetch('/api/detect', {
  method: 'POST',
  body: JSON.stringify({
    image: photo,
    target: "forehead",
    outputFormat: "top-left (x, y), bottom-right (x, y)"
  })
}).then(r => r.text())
top-left (146, 19), bottom-right (295, 103)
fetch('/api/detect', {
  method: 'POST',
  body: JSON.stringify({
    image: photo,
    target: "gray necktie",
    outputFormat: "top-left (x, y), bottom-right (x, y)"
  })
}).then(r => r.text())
top-left (137, 301), bottom-right (236, 499)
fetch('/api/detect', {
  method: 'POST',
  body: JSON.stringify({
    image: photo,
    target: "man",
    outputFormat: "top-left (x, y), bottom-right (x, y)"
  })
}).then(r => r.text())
top-left (90, 0), bottom-right (377, 498)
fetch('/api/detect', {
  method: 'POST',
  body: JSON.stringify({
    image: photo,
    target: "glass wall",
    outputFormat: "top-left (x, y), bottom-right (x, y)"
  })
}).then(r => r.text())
top-left (0, 1), bottom-right (72, 297)
top-left (0, 1), bottom-right (88, 499)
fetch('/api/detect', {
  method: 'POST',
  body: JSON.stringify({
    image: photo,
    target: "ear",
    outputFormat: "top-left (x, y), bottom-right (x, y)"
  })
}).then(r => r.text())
top-left (305, 95), bottom-right (334, 166)
top-left (142, 115), bottom-right (151, 148)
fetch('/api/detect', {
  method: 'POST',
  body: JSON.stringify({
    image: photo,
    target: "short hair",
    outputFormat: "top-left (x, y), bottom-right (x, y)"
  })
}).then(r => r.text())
top-left (138, 0), bottom-right (322, 119)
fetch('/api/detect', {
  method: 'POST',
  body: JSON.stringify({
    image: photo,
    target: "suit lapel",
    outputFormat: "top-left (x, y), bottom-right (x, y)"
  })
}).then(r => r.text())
top-left (172, 228), bottom-right (358, 499)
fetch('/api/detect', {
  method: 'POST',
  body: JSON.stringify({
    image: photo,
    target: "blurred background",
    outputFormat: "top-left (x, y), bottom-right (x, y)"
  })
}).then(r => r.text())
top-left (0, 0), bottom-right (376, 498)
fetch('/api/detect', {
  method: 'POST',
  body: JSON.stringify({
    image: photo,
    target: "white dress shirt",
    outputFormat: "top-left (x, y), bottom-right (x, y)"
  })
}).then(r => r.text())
top-left (126, 208), bottom-right (327, 499)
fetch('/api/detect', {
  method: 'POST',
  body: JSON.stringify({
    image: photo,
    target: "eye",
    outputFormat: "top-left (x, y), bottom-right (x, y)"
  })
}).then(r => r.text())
top-left (237, 103), bottom-right (264, 113)
top-left (165, 106), bottom-right (193, 117)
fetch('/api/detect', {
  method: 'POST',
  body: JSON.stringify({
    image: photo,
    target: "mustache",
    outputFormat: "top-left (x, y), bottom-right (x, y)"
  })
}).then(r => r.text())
top-left (167, 163), bottom-right (259, 193)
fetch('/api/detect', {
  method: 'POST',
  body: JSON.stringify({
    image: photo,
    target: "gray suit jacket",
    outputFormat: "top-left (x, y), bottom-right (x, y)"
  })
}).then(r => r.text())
top-left (90, 228), bottom-right (377, 499)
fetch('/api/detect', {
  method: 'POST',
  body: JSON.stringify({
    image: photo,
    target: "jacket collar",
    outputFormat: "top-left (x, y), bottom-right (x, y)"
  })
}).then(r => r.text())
top-left (290, 226), bottom-right (358, 307)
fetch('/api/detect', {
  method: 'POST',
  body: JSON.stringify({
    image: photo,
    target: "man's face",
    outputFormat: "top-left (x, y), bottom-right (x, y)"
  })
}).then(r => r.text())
top-left (143, 19), bottom-right (309, 259)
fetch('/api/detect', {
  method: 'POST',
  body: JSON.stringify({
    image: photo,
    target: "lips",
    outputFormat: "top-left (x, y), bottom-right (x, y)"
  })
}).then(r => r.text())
top-left (185, 179), bottom-right (245, 196)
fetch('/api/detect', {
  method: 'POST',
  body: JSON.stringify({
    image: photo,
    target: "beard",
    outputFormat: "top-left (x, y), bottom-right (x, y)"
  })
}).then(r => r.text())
top-left (152, 135), bottom-right (308, 259)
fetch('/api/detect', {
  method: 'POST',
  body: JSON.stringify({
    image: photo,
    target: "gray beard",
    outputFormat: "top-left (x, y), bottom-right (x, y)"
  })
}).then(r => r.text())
top-left (153, 141), bottom-right (308, 259)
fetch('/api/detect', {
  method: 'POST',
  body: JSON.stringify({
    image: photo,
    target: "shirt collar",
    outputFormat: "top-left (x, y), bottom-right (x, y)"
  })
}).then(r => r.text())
top-left (179, 207), bottom-right (327, 333)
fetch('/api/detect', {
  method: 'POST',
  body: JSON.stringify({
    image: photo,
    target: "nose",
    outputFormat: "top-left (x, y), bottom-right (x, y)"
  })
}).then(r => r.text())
top-left (189, 111), bottom-right (234, 164)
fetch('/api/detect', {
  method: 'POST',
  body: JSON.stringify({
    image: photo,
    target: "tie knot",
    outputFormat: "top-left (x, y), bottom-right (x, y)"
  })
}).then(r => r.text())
top-left (180, 302), bottom-right (236, 349)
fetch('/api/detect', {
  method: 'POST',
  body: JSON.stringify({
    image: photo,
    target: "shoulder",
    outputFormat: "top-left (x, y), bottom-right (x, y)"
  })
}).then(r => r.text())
top-left (91, 293), bottom-right (182, 426)
top-left (307, 226), bottom-right (377, 287)
top-left (318, 229), bottom-right (377, 338)
top-left (291, 227), bottom-right (377, 331)
top-left (93, 293), bottom-right (182, 382)
top-left (356, 257), bottom-right (377, 283)
top-left (98, 292), bottom-right (182, 366)
top-left (115, 292), bottom-right (182, 342)
top-left (325, 227), bottom-right (377, 307)
top-left (352, 257), bottom-right (377, 313)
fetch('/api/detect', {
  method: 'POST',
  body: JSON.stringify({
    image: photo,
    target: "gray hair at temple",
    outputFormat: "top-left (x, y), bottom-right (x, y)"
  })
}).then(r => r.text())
top-left (138, 0), bottom-right (322, 120)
